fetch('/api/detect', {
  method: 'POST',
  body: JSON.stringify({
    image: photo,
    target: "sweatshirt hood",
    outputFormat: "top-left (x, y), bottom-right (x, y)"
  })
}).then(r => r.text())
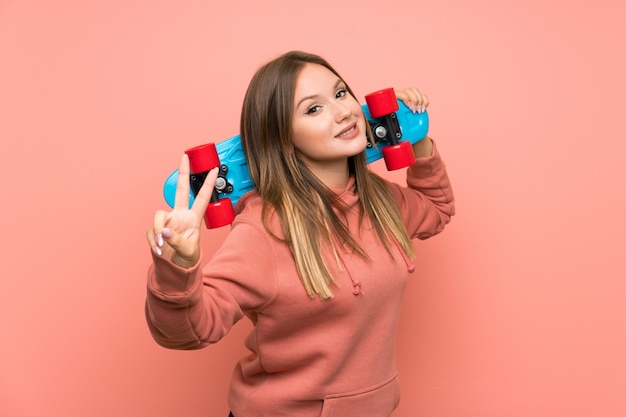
top-left (233, 176), bottom-right (415, 296)
top-left (329, 176), bottom-right (358, 206)
top-left (332, 176), bottom-right (415, 294)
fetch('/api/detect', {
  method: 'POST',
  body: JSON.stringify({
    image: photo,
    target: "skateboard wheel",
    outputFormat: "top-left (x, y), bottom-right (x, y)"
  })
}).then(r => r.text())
top-left (186, 143), bottom-right (220, 174)
top-left (205, 198), bottom-right (235, 229)
top-left (382, 141), bottom-right (415, 171)
top-left (365, 88), bottom-right (399, 118)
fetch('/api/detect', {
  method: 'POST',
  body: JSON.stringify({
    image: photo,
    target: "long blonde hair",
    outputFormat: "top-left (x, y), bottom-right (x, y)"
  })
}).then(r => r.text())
top-left (239, 51), bottom-right (414, 299)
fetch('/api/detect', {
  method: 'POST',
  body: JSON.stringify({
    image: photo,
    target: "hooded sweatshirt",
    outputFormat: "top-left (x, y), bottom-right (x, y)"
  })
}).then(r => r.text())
top-left (145, 142), bottom-right (455, 417)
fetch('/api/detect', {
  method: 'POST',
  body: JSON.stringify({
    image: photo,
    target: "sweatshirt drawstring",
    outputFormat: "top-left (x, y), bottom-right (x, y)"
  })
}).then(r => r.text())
top-left (389, 234), bottom-right (416, 273)
top-left (335, 250), bottom-right (363, 295)
top-left (334, 236), bottom-right (415, 296)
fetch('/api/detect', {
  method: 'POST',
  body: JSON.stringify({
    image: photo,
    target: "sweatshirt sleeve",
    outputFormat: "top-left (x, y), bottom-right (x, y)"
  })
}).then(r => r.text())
top-left (145, 220), bottom-right (277, 350)
top-left (388, 140), bottom-right (455, 240)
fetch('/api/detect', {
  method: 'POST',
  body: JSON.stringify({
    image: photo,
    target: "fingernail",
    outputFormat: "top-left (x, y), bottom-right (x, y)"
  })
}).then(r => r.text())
top-left (162, 228), bottom-right (173, 239)
top-left (156, 234), bottom-right (164, 247)
top-left (153, 246), bottom-right (162, 256)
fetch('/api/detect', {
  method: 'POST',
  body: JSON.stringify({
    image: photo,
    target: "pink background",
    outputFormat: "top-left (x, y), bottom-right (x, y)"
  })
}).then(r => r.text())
top-left (1, 1), bottom-right (625, 416)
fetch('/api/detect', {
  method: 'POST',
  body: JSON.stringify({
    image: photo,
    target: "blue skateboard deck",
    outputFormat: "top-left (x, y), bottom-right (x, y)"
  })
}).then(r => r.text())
top-left (163, 99), bottom-right (429, 210)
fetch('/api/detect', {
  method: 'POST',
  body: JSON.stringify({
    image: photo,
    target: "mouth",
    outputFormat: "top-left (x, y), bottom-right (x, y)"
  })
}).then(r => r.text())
top-left (335, 123), bottom-right (358, 139)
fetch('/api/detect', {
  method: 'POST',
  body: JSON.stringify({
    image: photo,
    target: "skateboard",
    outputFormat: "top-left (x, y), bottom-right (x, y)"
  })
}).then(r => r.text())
top-left (163, 88), bottom-right (429, 228)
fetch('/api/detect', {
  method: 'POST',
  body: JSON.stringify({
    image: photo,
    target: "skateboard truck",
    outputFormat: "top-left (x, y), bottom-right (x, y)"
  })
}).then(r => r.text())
top-left (365, 88), bottom-right (416, 170)
top-left (185, 143), bottom-right (236, 228)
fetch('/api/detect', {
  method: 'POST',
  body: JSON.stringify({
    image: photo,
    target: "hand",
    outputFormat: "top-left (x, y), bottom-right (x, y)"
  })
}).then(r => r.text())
top-left (395, 87), bottom-right (433, 157)
top-left (394, 87), bottom-right (429, 114)
top-left (146, 154), bottom-right (218, 268)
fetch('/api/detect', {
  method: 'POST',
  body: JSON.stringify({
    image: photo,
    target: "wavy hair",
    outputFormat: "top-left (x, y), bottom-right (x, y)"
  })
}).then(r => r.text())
top-left (239, 51), bottom-right (414, 299)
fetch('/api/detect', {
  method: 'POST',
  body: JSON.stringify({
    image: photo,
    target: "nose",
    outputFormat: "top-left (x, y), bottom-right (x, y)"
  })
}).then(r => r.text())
top-left (333, 101), bottom-right (352, 122)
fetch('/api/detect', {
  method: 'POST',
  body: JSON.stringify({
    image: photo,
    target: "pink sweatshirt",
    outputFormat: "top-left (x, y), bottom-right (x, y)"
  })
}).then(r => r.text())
top-left (145, 142), bottom-right (455, 417)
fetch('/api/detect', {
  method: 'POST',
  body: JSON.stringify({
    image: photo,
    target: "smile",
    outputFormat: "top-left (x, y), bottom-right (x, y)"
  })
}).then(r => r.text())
top-left (335, 124), bottom-right (358, 139)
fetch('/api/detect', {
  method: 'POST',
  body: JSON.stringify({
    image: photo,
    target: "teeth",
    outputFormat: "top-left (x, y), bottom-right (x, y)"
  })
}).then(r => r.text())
top-left (337, 126), bottom-right (355, 137)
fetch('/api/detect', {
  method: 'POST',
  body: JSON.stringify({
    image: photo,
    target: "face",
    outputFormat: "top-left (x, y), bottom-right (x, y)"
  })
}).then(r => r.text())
top-left (291, 63), bottom-right (368, 185)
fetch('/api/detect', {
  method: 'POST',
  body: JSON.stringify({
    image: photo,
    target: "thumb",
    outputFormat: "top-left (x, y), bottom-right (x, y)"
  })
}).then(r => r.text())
top-left (161, 227), bottom-right (200, 267)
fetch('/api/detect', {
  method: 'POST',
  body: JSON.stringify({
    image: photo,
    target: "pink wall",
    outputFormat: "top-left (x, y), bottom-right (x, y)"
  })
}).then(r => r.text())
top-left (1, 1), bottom-right (625, 416)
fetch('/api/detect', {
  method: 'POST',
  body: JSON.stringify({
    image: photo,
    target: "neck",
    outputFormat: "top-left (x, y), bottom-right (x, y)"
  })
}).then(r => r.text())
top-left (307, 159), bottom-right (350, 189)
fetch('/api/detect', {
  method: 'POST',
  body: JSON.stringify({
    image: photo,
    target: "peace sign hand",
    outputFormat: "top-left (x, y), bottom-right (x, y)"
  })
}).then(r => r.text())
top-left (146, 154), bottom-right (218, 268)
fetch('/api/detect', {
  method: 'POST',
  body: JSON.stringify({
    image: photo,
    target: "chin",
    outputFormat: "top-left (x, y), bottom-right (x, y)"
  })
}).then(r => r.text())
top-left (348, 137), bottom-right (369, 157)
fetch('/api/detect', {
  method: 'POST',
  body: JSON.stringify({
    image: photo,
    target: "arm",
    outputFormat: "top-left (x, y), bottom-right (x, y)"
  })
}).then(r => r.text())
top-left (412, 135), bottom-right (433, 158)
top-left (388, 88), bottom-right (454, 238)
top-left (144, 154), bottom-right (274, 349)
top-left (394, 139), bottom-right (455, 239)
top-left (145, 219), bottom-right (276, 349)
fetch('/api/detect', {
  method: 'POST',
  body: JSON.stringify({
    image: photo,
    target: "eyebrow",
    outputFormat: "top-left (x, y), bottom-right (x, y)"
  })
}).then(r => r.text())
top-left (295, 78), bottom-right (345, 110)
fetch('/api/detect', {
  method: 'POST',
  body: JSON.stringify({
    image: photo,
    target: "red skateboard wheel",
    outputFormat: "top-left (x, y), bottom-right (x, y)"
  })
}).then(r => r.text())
top-left (365, 88), bottom-right (399, 118)
top-left (186, 143), bottom-right (220, 174)
top-left (205, 199), bottom-right (235, 229)
top-left (382, 141), bottom-right (416, 171)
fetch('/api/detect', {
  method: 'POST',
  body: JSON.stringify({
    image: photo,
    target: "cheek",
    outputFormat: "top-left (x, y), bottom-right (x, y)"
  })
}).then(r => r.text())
top-left (291, 124), bottom-right (306, 148)
top-left (292, 120), bottom-right (325, 147)
top-left (355, 106), bottom-right (366, 121)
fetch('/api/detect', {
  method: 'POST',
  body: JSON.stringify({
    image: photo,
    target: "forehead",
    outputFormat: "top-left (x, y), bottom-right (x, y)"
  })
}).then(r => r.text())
top-left (293, 63), bottom-right (342, 97)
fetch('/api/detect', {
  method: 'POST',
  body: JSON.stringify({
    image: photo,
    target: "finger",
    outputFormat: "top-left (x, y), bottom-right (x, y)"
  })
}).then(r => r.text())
top-left (397, 88), bottom-right (429, 113)
top-left (408, 88), bottom-right (427, 106)
top-left (147, 209), bottom-right (170, 255)
top-left (146, 228), bottom-right (157, 252)
top-left (407, 88), bottom-right (420, 104)
top-left (190, 167), bottom-right (219, 220)
top-left (174, 154), bottom-right (191, 210)
top-left (396, 88), bottom-right (418, 112)
top-left (147, 229), bottom-right (166, 256)
top-left (413, 88), bottom-right (429, 110)
top-left (420, 91), bottom-right (430, 109)
top-left (161, 227), bottom-right (199, 267)
top-left (152, 209), bottom-right (169, 236)
top-left (394, 89), bottom-right (410, 103)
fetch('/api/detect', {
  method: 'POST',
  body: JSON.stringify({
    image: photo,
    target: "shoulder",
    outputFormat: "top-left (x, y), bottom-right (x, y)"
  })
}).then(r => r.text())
top-left (232, 190), bottom-right (283, 239)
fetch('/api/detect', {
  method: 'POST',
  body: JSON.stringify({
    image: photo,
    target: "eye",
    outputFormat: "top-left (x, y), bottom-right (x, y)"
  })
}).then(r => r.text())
top-left (306, 104), bottom-right (322, 115)
top-left (335, 87), bottom-right (348, 99)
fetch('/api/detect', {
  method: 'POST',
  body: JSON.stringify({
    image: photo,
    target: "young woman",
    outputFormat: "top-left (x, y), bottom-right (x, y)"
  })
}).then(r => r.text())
top-left (145, 51), bottom-right (455, 417)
